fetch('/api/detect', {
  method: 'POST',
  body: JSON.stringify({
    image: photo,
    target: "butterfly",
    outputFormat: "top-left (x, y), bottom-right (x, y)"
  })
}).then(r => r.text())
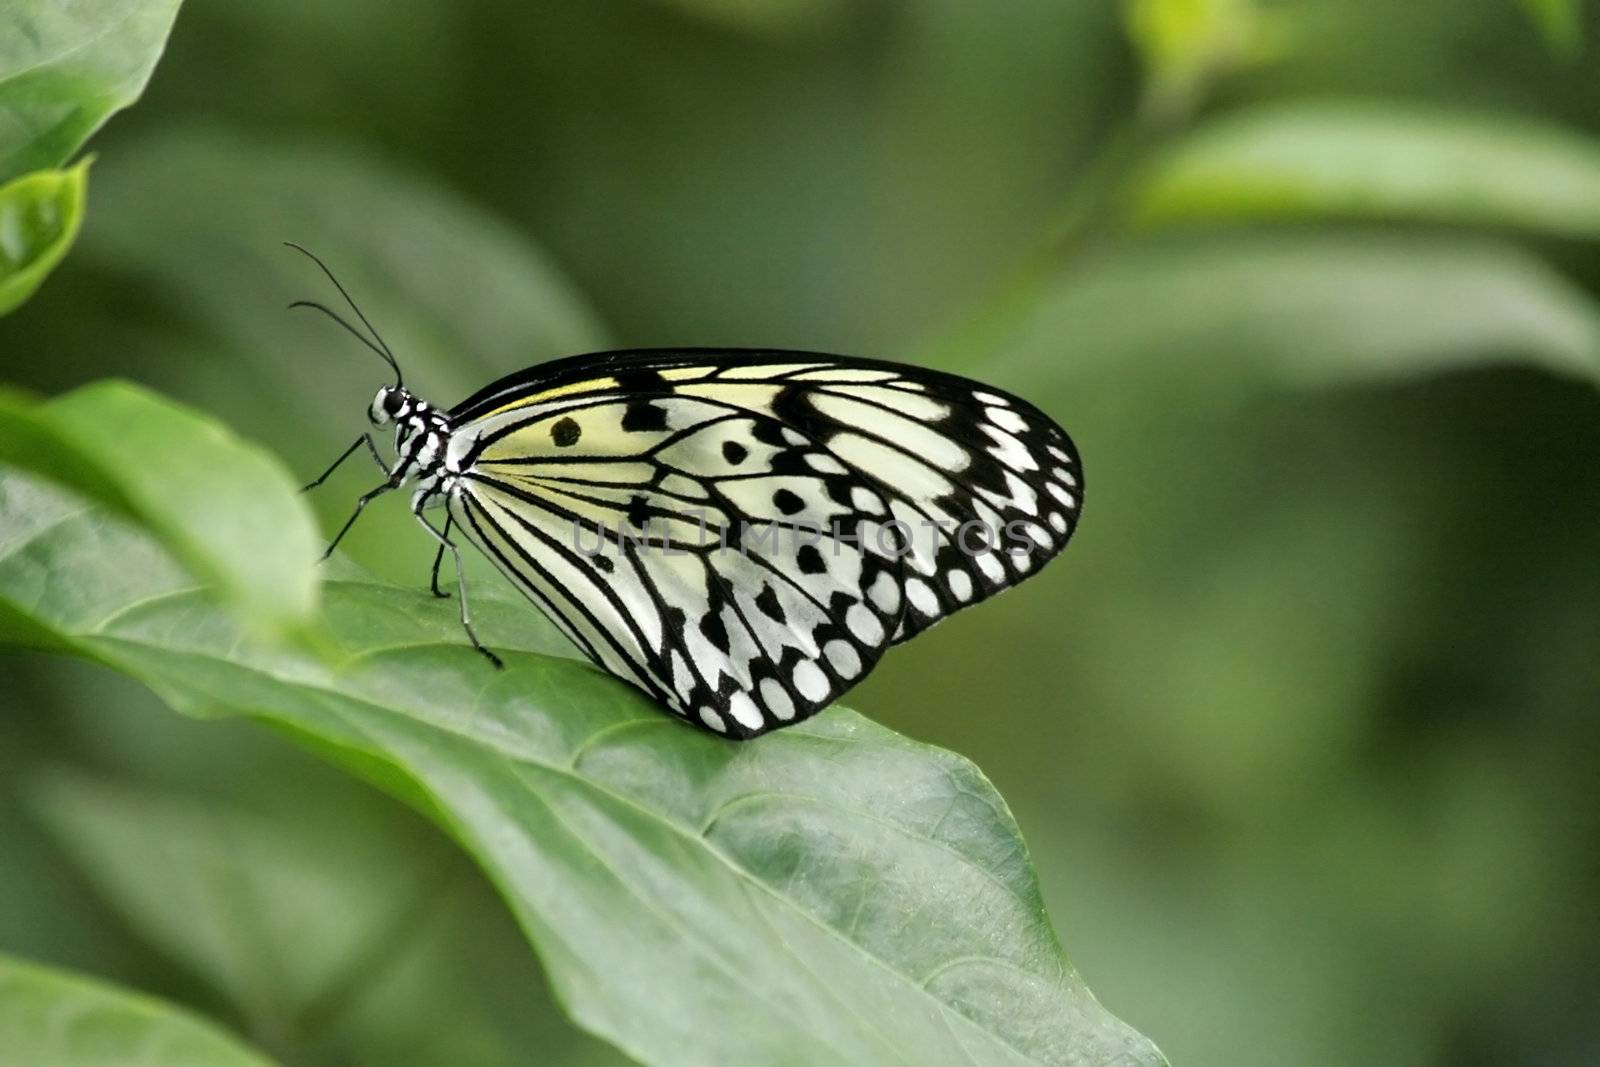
top-left (292, 245), bottom-right (1082, 738)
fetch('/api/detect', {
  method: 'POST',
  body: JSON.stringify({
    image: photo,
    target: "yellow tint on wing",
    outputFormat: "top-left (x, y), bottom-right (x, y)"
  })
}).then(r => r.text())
top-left (482, 375), bottom-right (620, 417)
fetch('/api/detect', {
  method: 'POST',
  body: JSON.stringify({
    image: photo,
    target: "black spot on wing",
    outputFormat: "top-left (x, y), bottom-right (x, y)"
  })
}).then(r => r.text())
top-left (754, 583), bottom-right (785, 624)
top-left (772, 488), bottom-right (805, 515)
top-left (700, 611), bottom-right (731, 654)
top-left (615, 367), bottom-right (667, 392)
top-left (626, 494), bottom-right (651, 529)
top-left (551, 416), bottom-right (581, 447)
top-left (622, 401), bottom-right (668, 433)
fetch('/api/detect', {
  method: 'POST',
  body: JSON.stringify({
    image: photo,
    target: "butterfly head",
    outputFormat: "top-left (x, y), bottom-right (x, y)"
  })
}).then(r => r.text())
top-left (368, 384), bottom-right (410, 427)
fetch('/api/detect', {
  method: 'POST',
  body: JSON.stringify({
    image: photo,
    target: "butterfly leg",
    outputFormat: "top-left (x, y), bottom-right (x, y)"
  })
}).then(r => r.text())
top-left (428, 514), bottom-right (453, 598)
top-left (320, 479), bottom-right (397, 560)
top-left (302, 433), bottom-right (386, 492)
top-left (413, 506), bottom-right (504, 670)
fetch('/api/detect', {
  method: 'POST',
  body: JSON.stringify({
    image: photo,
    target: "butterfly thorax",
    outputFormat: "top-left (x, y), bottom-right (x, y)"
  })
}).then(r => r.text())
top-left (370, 385), bottom-right (455, 502)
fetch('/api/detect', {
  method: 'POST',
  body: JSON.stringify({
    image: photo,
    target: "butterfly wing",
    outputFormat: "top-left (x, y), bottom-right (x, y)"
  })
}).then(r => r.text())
top-left (447, 388), bottom-right (909, 737)
top-left (446, 349), bottom-right (1081, 736)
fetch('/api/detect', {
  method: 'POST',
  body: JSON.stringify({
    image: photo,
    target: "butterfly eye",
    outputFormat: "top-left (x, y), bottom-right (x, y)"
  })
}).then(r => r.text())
top-left (369, 386), bottom-right (399, 425)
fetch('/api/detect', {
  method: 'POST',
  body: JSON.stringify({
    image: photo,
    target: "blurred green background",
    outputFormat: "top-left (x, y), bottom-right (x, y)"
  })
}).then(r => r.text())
top-left (4, 1), bottom-right (1600, 1064)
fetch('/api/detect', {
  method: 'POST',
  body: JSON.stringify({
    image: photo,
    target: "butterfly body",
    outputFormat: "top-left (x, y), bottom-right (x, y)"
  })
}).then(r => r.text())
top-left (290, 252), bottom-right (1081, 739)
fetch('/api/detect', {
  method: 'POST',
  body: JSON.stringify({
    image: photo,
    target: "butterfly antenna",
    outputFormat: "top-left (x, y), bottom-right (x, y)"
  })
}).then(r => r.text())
top-left (287, 299), bottom-right (403, 378)
top-left (283, 242), bottom-right (403, 386)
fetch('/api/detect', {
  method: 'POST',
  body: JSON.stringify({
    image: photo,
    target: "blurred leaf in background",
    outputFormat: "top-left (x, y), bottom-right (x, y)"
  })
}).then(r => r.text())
top-left (1130, 101), bottom-right (1600, 235)
top-left (1519, 0), bottom-right (1582, 56)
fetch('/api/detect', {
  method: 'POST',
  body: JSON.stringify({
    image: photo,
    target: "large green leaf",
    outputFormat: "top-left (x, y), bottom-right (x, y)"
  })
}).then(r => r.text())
top-left (0, 467), bottom-right (1166, 1067)
top-left (1130, 101), bottom-right (1600, 237)
top-left (0, 381), bottom-right (318, 635)
top-left (0, 160), bottom-right (88, 315)
top-left (28, 764), bottom-right (628, 1067)
top-left (0, 0), bottom-right (185, 180)
top-left (0, 953), bottom-right (278, 1067)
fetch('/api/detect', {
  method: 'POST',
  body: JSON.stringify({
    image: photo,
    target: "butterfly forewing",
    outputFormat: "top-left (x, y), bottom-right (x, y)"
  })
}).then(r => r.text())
top-left (446, 349), bottom-right (1081, 736)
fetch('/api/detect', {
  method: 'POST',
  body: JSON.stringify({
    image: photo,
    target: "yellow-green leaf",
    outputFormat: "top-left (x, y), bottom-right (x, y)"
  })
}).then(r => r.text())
top-left (0, 160), bottom-right (88, 316)
top-left (0, 953), bottom-right (279, 1067)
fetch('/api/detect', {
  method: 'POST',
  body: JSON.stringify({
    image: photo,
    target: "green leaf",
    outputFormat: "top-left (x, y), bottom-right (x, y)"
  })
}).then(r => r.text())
top-left (953, 233), bottom-right (1600, 393)
top-left (1519, 0), bottom-right (1581, 56)
top-left (0, 381), bottom-right (318, 635)
top-left (30, 769), bottom-right (451, 1052)
top-left (0, 159), bottom-right (88, 315)
top-left (0, 952), bottom-right (278, 1067)
top-left (643, 0), bottom-right (848, 37)
top-left (0, 468), bottom-right (1166, 1067)
top-left (0, 0), bottom-right (185, 179)
top-left (1130, 101), bottom-right (1600, 237)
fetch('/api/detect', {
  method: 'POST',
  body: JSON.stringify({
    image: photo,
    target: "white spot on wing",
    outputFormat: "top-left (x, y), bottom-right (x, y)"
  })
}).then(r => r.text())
top-left (982, 424), bottom-right (1040, 473)
top-left (726, 692), bottom-right (763, 731)
top-left (845, 603), bottom-right (884, 644)
top-left (947, 570), bottom-right (973, 602)
top-left (824, 640), bottom-right (861, 678)
top-left (975, 551), bottom-right (1005, 584)
top-left (988, 407), bottom-right (1028, 434)
top-left (793, 660), bottom-right (829, 702)
top-left (906, 578), bottom-right (939, 617)
top-left (868, 571), bottom-right (900, 613)
top-left (759, 678), bottom-right (796, 720)
top-left (850, 486), bottom-right (884, 515)
top-left (698, 706), bottom-right (727, 732)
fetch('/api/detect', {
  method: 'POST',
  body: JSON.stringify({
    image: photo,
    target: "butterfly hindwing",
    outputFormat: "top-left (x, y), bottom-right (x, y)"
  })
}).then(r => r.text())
top-left (446, 349), bottom-right (1081, 735)
top-left (448, 387), bottom-right (907, 737)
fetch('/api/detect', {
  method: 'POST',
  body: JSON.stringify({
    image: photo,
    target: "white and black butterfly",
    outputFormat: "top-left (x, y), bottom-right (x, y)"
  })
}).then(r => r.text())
top-left (293, 246), bottom-right (1082, 738)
